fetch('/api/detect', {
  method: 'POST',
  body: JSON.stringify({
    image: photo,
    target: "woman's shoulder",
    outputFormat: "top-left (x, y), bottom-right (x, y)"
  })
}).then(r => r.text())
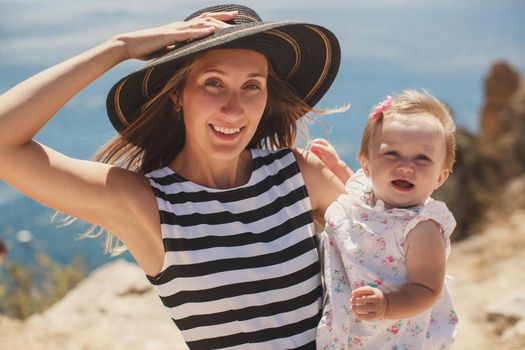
top-left (145, 166), bottom-right (172, 179)
top-left (110, 167), bottom-right (155, 203)
top-left (244, 148), bottom-right (297, 176)
top-left (291, 147), bottom-right (346, 222)
top-left (290, 147), bottom-right (338, 183)
top-left (252, 147), bottom-right (293, 162)
top-left (97, 167), bottom-right (159, 241)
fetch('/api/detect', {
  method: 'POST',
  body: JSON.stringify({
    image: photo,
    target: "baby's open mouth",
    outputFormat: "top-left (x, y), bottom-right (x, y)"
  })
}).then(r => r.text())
top-left (392, 179), bottom-right (414, 191)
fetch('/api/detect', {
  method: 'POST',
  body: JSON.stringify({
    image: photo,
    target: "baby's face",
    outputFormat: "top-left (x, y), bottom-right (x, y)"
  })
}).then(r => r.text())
top-left (361, 113), bottom-right (449, 208)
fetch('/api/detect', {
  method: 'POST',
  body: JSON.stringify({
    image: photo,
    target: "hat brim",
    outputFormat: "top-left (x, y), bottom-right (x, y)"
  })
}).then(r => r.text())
top-left (106, 20), bottom-right (340, 133)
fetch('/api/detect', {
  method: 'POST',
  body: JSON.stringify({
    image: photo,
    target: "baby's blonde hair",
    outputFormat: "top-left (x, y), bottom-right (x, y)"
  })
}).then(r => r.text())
top-left (358, 89), bottom-right (456, 171)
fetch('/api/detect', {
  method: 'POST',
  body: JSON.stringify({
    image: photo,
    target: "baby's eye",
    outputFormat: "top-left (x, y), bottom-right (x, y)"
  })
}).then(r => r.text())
top-left (384, 151), bottom-right (399, 158)
top-left (415, 155), bottom-right (432, 163)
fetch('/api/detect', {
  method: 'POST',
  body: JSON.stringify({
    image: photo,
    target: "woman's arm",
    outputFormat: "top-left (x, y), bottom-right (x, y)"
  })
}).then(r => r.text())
top-left (292, 148), bottom-right (346, 225)
top-left (0, 12), bottom-right (236, 222)
top-left (0, 12), bottom-right (236, 273)
top-left (351, 220), bottom-right (446, 320)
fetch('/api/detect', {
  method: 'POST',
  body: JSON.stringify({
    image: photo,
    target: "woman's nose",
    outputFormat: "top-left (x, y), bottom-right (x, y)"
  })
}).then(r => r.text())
top-left (221, 91), bottom-right (243, 116)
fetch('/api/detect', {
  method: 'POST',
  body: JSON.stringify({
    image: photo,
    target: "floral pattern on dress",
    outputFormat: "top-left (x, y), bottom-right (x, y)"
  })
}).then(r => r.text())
top-left (317, 169), bottom-right (458, 350)
top-left (448, 310), bottom-right (459, 326)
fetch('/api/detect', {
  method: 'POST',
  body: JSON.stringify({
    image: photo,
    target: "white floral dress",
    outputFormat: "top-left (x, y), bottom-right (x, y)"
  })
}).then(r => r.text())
top-left (317, 170), bottom-right (459, 350)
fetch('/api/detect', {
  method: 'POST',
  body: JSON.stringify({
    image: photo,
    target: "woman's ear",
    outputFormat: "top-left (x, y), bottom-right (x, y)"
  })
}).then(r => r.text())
top-left (170, 93), bottom-right (178, 105)
top-left (170, 93), bottom-right (182, 111)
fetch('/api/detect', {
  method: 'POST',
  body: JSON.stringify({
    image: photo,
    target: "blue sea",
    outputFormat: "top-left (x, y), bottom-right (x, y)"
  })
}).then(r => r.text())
top-left (1, 0), bottom-right (524, 273)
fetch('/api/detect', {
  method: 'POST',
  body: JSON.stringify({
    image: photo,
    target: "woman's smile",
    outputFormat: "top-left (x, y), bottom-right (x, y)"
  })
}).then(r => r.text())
top-left (209, 123), bottom-right (245, 140)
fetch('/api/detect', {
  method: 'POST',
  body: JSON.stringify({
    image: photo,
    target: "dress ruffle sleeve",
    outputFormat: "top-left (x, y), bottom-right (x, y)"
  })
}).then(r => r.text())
top-left (402, 199), bottom-right (457, 258)
top-left (344, 168), bottom-right (369, 197)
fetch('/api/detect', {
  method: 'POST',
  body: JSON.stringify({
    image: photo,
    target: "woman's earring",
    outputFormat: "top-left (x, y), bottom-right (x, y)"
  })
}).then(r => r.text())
top-left (173, 104), bottom-right (184, 124)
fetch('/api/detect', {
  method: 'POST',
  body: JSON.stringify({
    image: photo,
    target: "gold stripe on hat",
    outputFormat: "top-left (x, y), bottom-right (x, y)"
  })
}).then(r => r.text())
top-left (142, 67), bottom-right (154, 99)
top-left (235, 14), bottom-right (259, 22)
top-left (267, 29), bottom-right (300, 80)
top-left (304, 25), bottom-right (331, 102)
top-left (114, 78), bottom-right (130, 128)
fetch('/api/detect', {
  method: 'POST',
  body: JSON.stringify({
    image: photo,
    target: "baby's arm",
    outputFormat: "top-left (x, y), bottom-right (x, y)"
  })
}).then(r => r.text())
top-left (307, 138), bottom-right (353, 184)
top-left (351, 220), bottom-right (446, 320)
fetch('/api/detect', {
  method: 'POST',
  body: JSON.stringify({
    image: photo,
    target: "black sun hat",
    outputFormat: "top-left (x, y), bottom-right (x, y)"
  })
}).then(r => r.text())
top-left (106, 4), bottom-right (341, 133)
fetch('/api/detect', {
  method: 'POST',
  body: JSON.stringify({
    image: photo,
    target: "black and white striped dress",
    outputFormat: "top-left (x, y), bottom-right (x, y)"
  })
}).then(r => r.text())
top-left (145, 148), bottom-right (322, 349)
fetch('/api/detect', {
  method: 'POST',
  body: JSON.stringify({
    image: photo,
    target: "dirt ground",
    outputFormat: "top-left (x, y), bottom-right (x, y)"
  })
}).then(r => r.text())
top-left (447, 209), bottom-right (525, 349)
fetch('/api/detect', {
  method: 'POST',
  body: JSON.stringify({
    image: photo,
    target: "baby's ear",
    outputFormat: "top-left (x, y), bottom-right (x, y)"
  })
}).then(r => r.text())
top-left (435, 168), bottom-right (450, 189)
top-left (358, 156), bottom-right (371, 177)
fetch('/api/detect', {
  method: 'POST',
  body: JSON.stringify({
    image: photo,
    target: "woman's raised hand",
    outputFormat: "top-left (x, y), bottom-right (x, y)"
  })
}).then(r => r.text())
top-left (0, 11), bottom-right (238, 149)
top-left (114, 11), bottom-right (238, 61)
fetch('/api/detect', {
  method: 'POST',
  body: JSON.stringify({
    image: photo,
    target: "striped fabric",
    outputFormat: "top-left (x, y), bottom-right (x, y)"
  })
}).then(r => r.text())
top-left (145, 148), bottom-right (322, 349)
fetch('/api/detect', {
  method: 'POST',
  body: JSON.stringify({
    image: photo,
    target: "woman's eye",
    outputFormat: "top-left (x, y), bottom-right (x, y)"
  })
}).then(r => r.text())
top-left (244, 82), bottom-right (261, 90)
top-left (205, 80), bottom-right (222, 88)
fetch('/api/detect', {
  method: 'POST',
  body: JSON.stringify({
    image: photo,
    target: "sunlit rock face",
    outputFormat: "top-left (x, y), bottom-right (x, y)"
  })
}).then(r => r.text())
top-left (435, 61), bottom-right (525, 240)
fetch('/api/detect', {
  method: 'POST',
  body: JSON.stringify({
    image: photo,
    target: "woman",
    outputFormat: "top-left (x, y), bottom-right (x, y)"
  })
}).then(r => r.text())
top-left (0, 4), bottom-right (345, 349)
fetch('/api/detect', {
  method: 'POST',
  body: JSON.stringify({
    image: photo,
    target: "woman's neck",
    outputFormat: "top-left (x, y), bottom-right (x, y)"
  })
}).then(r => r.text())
top-left (169, 148), bottom-right (253, 189)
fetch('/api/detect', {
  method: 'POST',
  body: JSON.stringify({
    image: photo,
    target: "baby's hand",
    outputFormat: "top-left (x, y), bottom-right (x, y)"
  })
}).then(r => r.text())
top-left (351, 286), bottom-right (388, 321)
top-left (307, 138), bottom-right (341, 170)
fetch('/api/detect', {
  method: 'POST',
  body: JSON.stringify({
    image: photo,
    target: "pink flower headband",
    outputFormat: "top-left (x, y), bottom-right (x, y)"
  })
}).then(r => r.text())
top-left (368, 95), bottom-right (393, 121)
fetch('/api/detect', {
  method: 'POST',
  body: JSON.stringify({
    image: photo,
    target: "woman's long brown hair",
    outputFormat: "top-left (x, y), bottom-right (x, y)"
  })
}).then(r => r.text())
top-left (66, 53), bottom-right (342, 255)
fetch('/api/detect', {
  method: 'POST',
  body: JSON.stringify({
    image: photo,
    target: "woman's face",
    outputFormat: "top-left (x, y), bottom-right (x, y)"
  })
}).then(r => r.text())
top-left (177, 48), bottom-right (268, 161)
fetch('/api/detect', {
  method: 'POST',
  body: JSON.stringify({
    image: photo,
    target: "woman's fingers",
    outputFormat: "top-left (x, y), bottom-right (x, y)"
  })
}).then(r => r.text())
top-left (119, 11), bottom-right (238, 60)
top-left (158, 12), bottom-right (238, 47)
top-left (187, 11), bottom-right (237, 30)
top-left (197, 10), bottom-right (238, 21)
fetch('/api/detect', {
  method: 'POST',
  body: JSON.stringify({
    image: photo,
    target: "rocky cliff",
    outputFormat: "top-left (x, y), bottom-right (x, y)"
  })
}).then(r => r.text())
top-left (480, 62), bottom-right (521, 143)
top-left (435, 61), bottom-right (525, 240)
top-left (0, 259), bottom-right (188, 350)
